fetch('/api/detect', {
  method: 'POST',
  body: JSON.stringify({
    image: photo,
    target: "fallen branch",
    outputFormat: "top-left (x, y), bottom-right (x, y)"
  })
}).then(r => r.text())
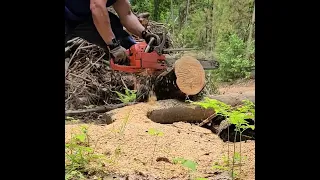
top-left (66, 102), bottom-right (137, 116)
top-left (198, 113), bottom-right (217, 127)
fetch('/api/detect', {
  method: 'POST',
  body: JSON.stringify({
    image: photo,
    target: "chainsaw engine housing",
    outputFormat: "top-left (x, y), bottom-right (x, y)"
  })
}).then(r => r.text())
top-left (110, 41), bottom-right (167, 73)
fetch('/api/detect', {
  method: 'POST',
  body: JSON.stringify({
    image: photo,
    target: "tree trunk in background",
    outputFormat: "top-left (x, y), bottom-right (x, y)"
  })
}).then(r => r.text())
top-left (246, 2), bottom-right (255, 60)
top-left (186, 0), bottom-right (190, 24)
top-left (211, 1), bottom-right (215, 52)
top-left (153, 0), bottom-right (160, 21)
top-left (171, 0), bottom-right (174, 37)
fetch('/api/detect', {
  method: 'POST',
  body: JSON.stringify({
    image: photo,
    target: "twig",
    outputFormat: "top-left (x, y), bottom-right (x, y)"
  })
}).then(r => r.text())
top-left (65, 39), bottom-right (84, 52)
top-left (65, 86), bottom-right (78, 103)
top-left (81, 52), bottom-right (106, 75)
top-left (67, 37), bottom-right (80, 44)
top-left (198, 113), bottom-right (217, 127)
top-left (69, 73), bottom-right (92, 83)
top-left (120, 77), bottom-right (128, 90)
top-left (69, 41), bottom-right (86, 65)
top-left (65, 102), bottom-right (137, 116)
top-left (78, 45), bottom-right (97, 49)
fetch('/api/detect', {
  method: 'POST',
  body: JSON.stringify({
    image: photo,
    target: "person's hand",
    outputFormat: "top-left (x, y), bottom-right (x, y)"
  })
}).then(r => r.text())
top-left (142, 30), bottom-right (160, 46)
top-left (110, 46), bottom-right (128, 64)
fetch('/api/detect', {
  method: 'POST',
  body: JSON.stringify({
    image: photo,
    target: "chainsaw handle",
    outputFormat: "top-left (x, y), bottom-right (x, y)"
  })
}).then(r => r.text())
top-left (144, 37), bottom-right (155, 53)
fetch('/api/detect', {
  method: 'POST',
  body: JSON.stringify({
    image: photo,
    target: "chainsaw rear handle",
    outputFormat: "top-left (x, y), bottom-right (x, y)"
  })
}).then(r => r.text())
top-left (144, 37), bottom-right (155, 52)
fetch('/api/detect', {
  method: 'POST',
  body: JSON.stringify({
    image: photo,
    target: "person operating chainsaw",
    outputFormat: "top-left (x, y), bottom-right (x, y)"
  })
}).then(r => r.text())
top-left (65, 0), bottom-right (160, 64)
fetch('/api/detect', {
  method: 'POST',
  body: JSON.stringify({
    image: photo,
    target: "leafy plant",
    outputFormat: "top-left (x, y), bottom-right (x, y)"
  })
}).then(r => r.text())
top-left (211, 153), bottom-right (247, 179)
top-left (109, 109), bottom-right (133, 164)
top-left (148, 128), bottom-right (164, 136)
top-left (147, 128), bottom-right (164, 164)
top-left (195, 178), bottom-right (208, 180)
top-left (189, 98), bottom-right (255, 179)
top-left (114, 88), bottom-right (137, 103)
top-left (173, 157), bottom-right (197, 171)
top-left (190, 97), bottom-right (231, 115)
top-left (65, 126), bottom-right (106, 180)
top-left (215, 33), bottom-right (255, 82)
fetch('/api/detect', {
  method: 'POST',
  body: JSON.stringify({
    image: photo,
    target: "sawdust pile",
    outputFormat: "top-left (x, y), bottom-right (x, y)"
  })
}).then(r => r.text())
top-left (65, 99), bottom-right (255, 180)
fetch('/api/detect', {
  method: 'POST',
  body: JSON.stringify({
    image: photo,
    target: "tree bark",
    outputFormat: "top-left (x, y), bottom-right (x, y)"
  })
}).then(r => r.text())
top-left (246, 2), bottom-right (255, 60)
top-left (170, 0), bottom-right (174, 37)
top-left (153, 0), bottom-right (160, 21)
top-left (185, 0), bottom-right (190, 24)
top-left (147, 92), bottom-right (255, 124)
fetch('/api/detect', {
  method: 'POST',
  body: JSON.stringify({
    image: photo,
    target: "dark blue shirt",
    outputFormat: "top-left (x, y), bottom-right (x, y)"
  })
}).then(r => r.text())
top-left (65, 0), bottom-right (117, 21)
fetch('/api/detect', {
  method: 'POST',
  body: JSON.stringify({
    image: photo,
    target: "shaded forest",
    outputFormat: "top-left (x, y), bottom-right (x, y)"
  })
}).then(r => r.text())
top-left (131, 0), bottom-right (255, 82)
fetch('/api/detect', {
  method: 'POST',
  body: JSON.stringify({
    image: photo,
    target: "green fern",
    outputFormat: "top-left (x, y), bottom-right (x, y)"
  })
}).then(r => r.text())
top-left (113, 88), bottom-right (137, 103)
top-left (190, 97), bottom-right (231, 116)
top-left (189, 98), bottom-right (254, 132)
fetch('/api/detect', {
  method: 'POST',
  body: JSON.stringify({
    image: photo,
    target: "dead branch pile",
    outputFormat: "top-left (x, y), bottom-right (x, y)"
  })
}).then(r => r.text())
top-left (65, 13), bottom-right (173, 110)
top-left (65, 40), bottom-right (137, 110)
top-left (108, 7), bottom-right (173, 48)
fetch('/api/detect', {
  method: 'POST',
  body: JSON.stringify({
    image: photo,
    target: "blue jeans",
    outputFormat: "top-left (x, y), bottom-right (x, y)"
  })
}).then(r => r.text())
top-left (65, 11), bottom-right (136, 50)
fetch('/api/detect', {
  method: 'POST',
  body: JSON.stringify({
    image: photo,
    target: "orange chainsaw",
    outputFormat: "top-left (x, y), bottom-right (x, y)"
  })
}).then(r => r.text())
top-left (109, 32), bottom-right (219, 74)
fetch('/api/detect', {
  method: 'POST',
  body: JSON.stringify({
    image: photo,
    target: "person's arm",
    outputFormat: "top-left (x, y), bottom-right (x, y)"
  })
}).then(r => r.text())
top-left (90, 0), bottom-right (115, 44)
top-left (112, 0), bottom-right (145, 38)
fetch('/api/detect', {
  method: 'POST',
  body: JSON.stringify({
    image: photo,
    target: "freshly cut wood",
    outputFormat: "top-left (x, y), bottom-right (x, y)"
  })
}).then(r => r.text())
top-left (152, 56), bottom-right (206, 101)
top-left (174, 56), bottom-right (206, 95)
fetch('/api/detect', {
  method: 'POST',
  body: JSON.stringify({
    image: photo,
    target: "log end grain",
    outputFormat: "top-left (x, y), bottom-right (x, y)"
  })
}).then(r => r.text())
top-left (174, 56), bottom-right (206, 96)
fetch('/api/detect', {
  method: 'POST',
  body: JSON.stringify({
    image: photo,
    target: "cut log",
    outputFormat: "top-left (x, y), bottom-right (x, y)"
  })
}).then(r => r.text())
top-left (151, 56), bottom-right (206, 101)
top-left (174, 56), bottom-right (206, 95)
top-left (147, 105), bottom-right (215, 124)
top-left (146, 92), bottom-right (255, 124)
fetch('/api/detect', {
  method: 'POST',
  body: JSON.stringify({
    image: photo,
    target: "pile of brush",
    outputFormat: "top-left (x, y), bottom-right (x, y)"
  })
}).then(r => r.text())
top-left (65, 10), bottom-right (174, 111)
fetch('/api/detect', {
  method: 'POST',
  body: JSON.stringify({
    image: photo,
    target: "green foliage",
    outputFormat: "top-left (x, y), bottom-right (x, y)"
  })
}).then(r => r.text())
top-left (195, 178), bottom-right (208, 180)
top-left (190, 98), bottom-right (255, 132)
top-left (130, 0), bottom-right (171, 21)
top-left (215, 34), bottom-right (255, 81)
top-left (191, 97), bottom-right (254, 179)
top-left (211, 153), bottom-right (247, 178)
top-left (131, 0), bottom-right (255, 83)
top-left (173, 157), bottom-right (197, 171)
top-left (190, 97), bottom-right (231, 115)
top-left (147, 128), bottom-right (164, 136)
top-left (147, 128), bottom-right (164, 164)
top-left (65, 126), bottom-right (106, 180)
top-left (114, 88), bottom-right (137, 103)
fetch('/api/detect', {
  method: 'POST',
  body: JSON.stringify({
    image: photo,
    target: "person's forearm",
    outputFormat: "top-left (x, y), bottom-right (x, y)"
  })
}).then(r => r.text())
top-left (120, 12), bottom-right (146, 38)
top-left (91, 4), bottom-right (115, 44)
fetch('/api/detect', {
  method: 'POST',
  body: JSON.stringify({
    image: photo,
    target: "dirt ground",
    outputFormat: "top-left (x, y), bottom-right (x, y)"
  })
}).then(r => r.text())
top-left (217, 79), bottom-right (255, 95)
top-left (65, 79), bottom-right (255, 180)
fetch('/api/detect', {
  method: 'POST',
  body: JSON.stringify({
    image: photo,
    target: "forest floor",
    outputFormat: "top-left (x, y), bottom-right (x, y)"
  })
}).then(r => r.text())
top-left (65, 79), bottom-right (255, 180)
